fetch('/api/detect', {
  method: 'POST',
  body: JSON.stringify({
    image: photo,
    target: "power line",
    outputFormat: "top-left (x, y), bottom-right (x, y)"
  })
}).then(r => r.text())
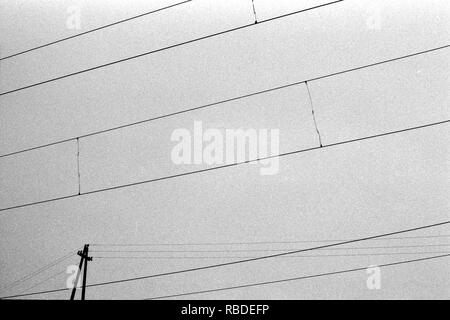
top-left (0, 285), bottom-right (69, 300)
top-left (1, 0), bottom-right (446, 302)
top-left (0, 249), bottom-right (77, 294)
top-left (251, 0), bottom-right (259, 24)
top-left (0, 1), bottom-right (193, 61)
top-left (306, 81), bottom-right (323, 147)
top-left (1, 44), bottom-right (448, 159)
top-left (13, 269), bottom-right (67, 297)
top-left (92, 251), bottom-right (450, 260)
top-left (68, 221), bottom-right (450, 288)
top-left (145, 253), bottom-right (450, 299)
top-left (90, 244), bottom-right (450, 253)
top-left (0, 119), bottom-right (448, 213)
top-left (1, 220), bottom-right (447, 299)
top-left (0, 0), bottom-right (344, 97)
top-left (91, 234), bottom-right (450, 247)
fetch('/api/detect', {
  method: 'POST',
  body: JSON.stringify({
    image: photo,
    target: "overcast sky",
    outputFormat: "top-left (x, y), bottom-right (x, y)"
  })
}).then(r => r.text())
top-left (0, 0), bottom-right (449, 299)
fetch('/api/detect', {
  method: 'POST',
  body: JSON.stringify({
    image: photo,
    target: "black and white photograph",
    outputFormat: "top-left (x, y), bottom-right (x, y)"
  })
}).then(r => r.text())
top-left (0, 0), bottom-right (449, 307)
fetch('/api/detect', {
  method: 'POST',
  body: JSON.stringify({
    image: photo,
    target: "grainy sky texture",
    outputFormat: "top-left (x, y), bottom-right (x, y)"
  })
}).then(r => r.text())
top-left (0, 0), bottom-right (449, 299)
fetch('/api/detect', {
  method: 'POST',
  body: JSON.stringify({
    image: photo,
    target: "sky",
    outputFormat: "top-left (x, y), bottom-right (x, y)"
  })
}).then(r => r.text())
top-left (0, 0), bottom-right (449, 299)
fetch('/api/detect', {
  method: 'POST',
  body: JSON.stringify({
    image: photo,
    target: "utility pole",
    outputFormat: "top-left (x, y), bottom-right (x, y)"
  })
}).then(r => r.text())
top-left (81, 244), bottom-right (92, 300)
top-left (70, 244), bottom-right (92, 300)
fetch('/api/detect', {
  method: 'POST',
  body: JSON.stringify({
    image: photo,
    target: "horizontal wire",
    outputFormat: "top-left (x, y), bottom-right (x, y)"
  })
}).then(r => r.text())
top-left (90, 244), bottom-right (450, 253)
top-left (145, 253), bottom-right (450, 299)
top-left (1, 221), bottom-right (446, 299)
top-left (0, 0), bottom-right (344, 97)
top-left (92, 251), bottom-right (450, 260)
top-left (91, 234), bottom-right (450, 247)
top-left (0, 119), bottom-right (448, 213)
top-left (1, 44), bottom-right (448, 159)
top-left (0, 0), bottom-right (192, 61)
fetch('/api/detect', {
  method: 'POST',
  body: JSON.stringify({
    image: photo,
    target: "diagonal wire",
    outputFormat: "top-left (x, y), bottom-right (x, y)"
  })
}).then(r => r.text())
top-left (145, 253), bottom-right (450, 299)
top-left (0, 248), bottom-right (78, 294)
top-left (1, 220), bottom-right (447, 299)
top-left (13, 269), bottom-right (67, 297)
top-left (1, 44), bottom-right (448, 159)
top-left (0, 0), bottom-right (193, 61)
top-left (0, 119), bottom-right (448, 213)
top-left (0, 1), bottom-right (344, 96)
